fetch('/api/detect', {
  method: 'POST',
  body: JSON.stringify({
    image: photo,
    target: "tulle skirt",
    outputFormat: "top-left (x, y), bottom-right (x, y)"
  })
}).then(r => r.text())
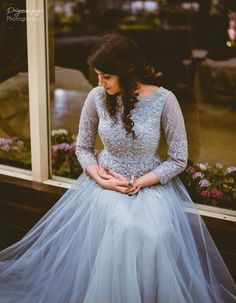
top-left (0, 174), bottom-right (235, 303)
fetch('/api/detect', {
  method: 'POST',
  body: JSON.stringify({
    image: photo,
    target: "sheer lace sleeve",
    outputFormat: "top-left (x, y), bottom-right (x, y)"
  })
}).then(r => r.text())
top-left (153, 92), bottom-right (188, 184)
top-left (75, 90), bottom-right (99, 169)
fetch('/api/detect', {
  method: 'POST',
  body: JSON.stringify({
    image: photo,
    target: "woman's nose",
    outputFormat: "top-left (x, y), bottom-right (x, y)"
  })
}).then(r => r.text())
top-left (98, 77), bottom-right (105, 87)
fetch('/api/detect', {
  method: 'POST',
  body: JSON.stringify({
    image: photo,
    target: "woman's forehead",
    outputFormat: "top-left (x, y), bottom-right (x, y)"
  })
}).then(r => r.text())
top-left (94, 68), bottom-right (113, 76)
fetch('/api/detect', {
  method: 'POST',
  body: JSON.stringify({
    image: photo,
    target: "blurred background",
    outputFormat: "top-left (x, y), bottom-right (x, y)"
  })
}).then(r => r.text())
top-left (0, 0), bottom-right (236, 210)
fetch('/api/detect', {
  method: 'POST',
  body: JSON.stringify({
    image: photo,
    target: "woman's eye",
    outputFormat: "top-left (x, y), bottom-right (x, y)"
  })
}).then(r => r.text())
top-left (103, 75), bottom-right (111, 79)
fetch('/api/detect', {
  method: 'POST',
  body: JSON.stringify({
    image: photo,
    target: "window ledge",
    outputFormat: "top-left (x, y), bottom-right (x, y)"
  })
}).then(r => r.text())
top-left (0, 170), bottom-right (235, 223)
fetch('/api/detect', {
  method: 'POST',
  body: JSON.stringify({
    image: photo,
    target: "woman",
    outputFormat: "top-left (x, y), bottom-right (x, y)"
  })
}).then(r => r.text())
top-left (0, 33), bottom-right (235, 303)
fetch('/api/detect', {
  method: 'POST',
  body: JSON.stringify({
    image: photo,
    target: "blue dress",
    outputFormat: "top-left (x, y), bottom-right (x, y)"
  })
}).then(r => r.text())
top-left (0, 86), bottom-right (235, 303)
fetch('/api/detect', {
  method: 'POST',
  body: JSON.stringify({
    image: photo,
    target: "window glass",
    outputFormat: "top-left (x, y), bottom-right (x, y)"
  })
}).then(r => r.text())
top-left (0, 0), bottom-right (31, 170)
top-left (48, 0), bottom-right (236, 211)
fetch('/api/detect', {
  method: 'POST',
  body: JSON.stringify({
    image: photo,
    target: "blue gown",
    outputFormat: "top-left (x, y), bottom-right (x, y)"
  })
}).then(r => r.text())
top-left (0, 86), bottom-right (235, 303)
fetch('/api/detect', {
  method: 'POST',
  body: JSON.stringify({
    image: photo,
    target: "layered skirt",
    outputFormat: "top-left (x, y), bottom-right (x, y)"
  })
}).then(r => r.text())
top-left (0, 174), bottom-right (235, 303)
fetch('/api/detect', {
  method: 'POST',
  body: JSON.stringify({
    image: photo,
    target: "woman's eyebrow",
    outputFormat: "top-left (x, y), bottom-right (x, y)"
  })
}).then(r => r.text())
top-left (94, 70), bottom-right (112, 76)
top-left (94, 69), bottom-right (104, 75)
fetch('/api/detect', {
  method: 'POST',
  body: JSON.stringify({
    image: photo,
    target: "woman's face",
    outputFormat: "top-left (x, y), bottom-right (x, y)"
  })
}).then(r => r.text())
top-left (94, 69), bottom-right (121, 95)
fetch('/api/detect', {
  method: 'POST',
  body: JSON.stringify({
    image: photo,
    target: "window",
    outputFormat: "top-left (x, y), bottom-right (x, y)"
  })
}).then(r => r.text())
top-left (0, 0), bottom-right (235, 215)
top-left (47, 0), bottom-right (236, 213)
top-left (0, 0), bottom-right (31, 170)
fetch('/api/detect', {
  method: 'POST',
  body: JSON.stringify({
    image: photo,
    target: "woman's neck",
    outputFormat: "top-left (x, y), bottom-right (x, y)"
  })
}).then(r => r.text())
top-left (136, 83), bottom-right (159, 98)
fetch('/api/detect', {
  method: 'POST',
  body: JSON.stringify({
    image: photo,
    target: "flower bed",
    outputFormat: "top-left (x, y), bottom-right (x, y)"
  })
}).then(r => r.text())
top-left (180, 162), bottom-right (236, 210)
top-left (51, 129), bottom-right (83, 178)
top-left (0, 131), bottom-right (235, 211)
top-left (0, 136), bottom-right (31, 169)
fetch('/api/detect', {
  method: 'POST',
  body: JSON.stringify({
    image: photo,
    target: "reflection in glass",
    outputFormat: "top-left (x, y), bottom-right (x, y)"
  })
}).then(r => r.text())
top-left (50, 67), bottom-right (93, 178)
top-left (48, 1), bottom-right (236, 211)
top-left (0, 0), bottom-right (31, 169)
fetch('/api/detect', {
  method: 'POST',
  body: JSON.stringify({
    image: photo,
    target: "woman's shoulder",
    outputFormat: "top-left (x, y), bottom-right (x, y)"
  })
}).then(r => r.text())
top-left (139, 85), bottom-right (171, 98)
top-left (86, 86), bottom-right (106, 115)
top-left (138, 86), bottom-right (173, 108)
top-left (85, 86), bottom-right (105, 104)
top-left (147, 87), bottom-right (179, 115)
top-left (160, 88), bottom-right (183, 117)
top-left (88, 86), bottom-right (106, 98)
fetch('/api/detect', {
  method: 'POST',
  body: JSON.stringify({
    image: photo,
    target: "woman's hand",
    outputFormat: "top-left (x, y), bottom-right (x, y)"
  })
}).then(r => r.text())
top-left (134, 171), bottom-right (160, 188)
top-left (97, 165), bottom-right (141, 195)
top-left (126, 182), bottom-right (142, 196)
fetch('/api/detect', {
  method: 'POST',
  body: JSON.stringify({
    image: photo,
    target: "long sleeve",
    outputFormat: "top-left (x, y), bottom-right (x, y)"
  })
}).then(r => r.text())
top-left (153, 92), bottom-right (188, 184)
top-left (75, 90), bottom-right (99, 169)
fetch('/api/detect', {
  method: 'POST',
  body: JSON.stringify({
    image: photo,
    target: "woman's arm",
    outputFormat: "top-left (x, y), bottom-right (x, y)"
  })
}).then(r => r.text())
top-left (134, 92), bottom-right (188, 188)
top-left (76, 90), bottom-right (99, 169)
top-left (134, 171), bottom-right (160, 188)
top-left (76, 90), bottom-right (136, 193)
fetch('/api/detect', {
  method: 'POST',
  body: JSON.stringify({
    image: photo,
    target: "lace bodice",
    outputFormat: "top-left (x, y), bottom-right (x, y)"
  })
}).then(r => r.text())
top-left (76, 86), bottom-right (188, 184)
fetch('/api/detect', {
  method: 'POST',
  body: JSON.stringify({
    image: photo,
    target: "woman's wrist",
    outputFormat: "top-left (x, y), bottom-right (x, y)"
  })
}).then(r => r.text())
top-left (85, 163), bottom-right (102, 183)
top-left (135, 171), bottom-right (160, 188)
top-left (85, 164), bottom-right (112, 189)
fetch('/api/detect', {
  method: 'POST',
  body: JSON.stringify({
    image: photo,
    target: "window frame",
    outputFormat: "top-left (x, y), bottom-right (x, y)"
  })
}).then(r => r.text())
top-left (0, 0), bottom-right (235, 221)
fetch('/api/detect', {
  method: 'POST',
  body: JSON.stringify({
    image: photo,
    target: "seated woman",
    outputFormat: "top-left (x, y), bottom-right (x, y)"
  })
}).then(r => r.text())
top-left (0, 33), bottom-right (235, 303)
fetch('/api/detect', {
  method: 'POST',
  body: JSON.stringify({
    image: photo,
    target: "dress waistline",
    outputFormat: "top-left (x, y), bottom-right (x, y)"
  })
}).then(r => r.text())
top-left (103, 150), bottom-right (158, 164)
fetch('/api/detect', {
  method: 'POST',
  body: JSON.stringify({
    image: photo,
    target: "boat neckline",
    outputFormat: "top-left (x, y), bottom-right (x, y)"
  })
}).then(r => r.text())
top-left (138, 86), bottom-right (163, 101)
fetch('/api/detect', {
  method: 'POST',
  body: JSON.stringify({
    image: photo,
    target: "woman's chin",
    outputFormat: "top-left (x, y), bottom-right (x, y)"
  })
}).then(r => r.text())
top-left (106, 90), bottom-right (117, 96)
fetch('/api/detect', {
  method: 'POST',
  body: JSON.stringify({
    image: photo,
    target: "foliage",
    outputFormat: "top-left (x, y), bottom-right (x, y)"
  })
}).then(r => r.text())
top-left (51, 129), bottom-right (83, 178)
top-left (0, 129), bottom-right (83, 177)
top-left (0, 136), bottom-right (31, 168)
top-left (0, 131), bottom-right (236, 210)
top-left (119, 12), bottom-right (160, 30)
top-left (180, 162), bottom-right (236, 210)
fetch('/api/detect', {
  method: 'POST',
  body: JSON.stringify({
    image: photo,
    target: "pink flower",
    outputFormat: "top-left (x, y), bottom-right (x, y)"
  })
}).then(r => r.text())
top-left (192, 172), bottom-right (204, 179)
top-left (200, 190), bottom-right (211, 198)
top-left (211, 188), bottom-right (223, 199)
top-left (69, 142), bottom-right (76, 154)
top-left (186, 166), bottom-right (196, 174)
top-left (52, 143), bottom-right (73, 152)
top-left (0, 137), bottom-right (13, 151)
top-left (199, 179), bottom-right (211, 188)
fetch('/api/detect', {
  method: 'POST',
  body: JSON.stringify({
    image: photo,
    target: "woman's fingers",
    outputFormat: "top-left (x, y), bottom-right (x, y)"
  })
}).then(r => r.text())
top-left (108, 169), bottom-right (128, 182)
top-left (97, 166), bottom-right (110, 180)
top-left (116, 180), bottom-right (132, 187)
top-left (98, 164), bottom-right (117, 180)
top-left (98, 164), bottom-right (106, 174)
top-left (126, 184), bottom-right (137, 193)
top-left (98, 166), bottom-right (134, 187)
top-left (99, 164), bottom-right (107, 172)
top-left (128, 185), bottom-right (142, 195)
top-left (97, 165), bottom-right (138, 194)
top-left (130, 175), bottom-right (135, 185)
top-left (126, 179), bottom-right (138, 193)
top-left (116, 184), bottom-right (141, 195)
top-left (116, 186), bottom-right (134, 194)
top-left (127, 176), bottom-right (135, 189)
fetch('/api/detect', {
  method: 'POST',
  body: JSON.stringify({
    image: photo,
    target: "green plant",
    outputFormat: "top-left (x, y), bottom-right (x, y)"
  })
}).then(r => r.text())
top-left (180, 162), bottom-right (236, 210)
top-left (0, 136), bottom-right (31, 168)
top-left (1, 131), bottom-right (236, 211)
top-left (51, 129), bottom-right (82, 178)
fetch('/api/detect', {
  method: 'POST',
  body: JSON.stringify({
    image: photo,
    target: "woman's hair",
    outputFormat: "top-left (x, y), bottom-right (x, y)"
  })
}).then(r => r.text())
top-left (87, 33), bottom-right (161, 138)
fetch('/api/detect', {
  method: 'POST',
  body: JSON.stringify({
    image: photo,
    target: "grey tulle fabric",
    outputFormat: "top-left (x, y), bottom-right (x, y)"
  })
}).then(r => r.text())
top-left (0, 87), bottom-right (235, 303)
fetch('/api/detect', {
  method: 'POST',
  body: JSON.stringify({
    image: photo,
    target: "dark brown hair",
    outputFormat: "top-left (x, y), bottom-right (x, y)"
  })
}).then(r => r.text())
top-left (87, 33), bottom-right (161, 138)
